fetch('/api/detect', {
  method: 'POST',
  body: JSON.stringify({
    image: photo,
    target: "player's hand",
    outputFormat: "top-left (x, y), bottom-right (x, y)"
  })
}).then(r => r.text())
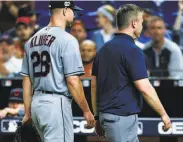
top-left (22, 114), bottom-right (31, 125)
top-left (0, 110), bottom-right (8, 119)
top-left (161, 113), bottom-right (171, 131)
top-left (95, 120), bottom-right (105, 138)
top-left (84, 111), bottom-right (95, 129)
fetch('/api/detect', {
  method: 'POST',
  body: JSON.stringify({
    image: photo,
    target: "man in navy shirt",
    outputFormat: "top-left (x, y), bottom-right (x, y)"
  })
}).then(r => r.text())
top-left (92, 4), bottom-right (171, 142)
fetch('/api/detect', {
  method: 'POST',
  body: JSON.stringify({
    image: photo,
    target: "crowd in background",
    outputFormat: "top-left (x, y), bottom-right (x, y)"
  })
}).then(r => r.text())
top-left (1, 0), bottom-right (183, 80)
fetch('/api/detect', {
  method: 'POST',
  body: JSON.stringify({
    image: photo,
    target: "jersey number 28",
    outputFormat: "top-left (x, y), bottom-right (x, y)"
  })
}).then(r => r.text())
top-left (31, 51), bottom-right (51, 77)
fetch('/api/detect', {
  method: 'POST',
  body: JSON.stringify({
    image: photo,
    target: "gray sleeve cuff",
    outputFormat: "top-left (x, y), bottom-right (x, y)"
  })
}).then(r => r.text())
top-left (20, 72), bottom-right (29, 76)
top-left (65, 71), bottom-right (85, 77)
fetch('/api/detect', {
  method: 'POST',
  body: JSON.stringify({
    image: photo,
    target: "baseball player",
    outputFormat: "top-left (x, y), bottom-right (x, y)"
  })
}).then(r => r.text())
top-left (20, 1), bottom-right (95, 142)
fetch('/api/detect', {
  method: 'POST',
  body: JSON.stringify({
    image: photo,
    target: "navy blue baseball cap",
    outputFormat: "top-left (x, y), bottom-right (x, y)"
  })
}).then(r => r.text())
top-left (9, 88), bottom-right (23, 102)
top-left (49, 0), bottom-right (83, 11)
top-left (0, 34), bottom-right (13, 45)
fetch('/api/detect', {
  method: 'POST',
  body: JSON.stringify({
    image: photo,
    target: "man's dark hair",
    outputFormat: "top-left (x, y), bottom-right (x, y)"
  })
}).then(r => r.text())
top-left (116, 4), bottom-right (143, 30)
top-left (71, 20), bottom-right (86, 32)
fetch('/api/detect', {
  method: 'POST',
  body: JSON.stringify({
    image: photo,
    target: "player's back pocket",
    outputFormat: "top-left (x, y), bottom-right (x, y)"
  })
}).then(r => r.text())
top-left (38, 100), bottom-right (53, 104)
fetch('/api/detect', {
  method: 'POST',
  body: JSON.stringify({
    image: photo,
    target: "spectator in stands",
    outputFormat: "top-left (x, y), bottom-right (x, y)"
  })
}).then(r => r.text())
top-left (173, 0), bottom-right (183, 48)
top-left (70, 20), bottom-right (87, 45)
top-left (143, 16), bottom-right (183, 77)
top-left (137, 8), bottom-right (172, 48)
top-left (80, 40), bottom-right (96, 78)
top-left (18, 5), bottom-right (40, 33)
top-left (0, 1), bottom-right (18, 33)
top-left (92, 5), bottom-right (116, 50)
top-left (15, 16), bottom-right (33, 58)
top-left (0, 88), bottom-right (24, 119)
top-left (0, 1), bottom-right (34, 34)
top-left (0, 34), bottom-right (22, 77)
top-left (6, 5), bottom-right (41, 37)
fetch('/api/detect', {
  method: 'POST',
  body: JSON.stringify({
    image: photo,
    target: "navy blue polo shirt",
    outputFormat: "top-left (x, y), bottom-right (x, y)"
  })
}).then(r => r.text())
top-left (92, 33), bottom-right (148, 116)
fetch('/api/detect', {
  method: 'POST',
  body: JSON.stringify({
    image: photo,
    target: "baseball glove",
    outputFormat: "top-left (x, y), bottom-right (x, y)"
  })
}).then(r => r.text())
top-left (13, 122), bottom-right (41, 142)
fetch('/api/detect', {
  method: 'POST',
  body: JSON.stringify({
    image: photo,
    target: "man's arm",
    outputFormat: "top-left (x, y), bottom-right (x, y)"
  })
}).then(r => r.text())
top-left (22, 76), bottom-right (32, 118)
top-left (134, 78), bottom-right (166, 116)
top-left (91, 51), bottom-right (99, 117)
top-left (173, 0), bottom-right (183, 31)
top-left (66, 75), bottom-right (95, 128)
top-left (91, 76), bottom-right (98, 116)
top-left (62, 38), bottom-right (94, 127)
top-left (0, 106), bottom-right (24, 118)
top-left (66, 76), bottom-right (90, 113)
top-left (1, 108), bottom-right (19, 116)
top-left (0, 61), bottom-right (9, 76)
top-left (20, 44), bottom-right (31, 124)
top-left (134, 78), bottom-right (171, 129)
top-left (91, 75), bottom-right (105, 137)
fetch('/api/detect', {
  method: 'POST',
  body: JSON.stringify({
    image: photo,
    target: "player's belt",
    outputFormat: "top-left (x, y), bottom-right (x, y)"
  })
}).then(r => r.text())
top-left (35, 90), bottom-right (72, 99)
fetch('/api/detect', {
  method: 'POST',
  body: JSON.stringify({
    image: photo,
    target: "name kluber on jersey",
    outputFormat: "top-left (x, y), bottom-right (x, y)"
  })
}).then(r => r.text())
top-left (30, 34), bottom-right (56, 48)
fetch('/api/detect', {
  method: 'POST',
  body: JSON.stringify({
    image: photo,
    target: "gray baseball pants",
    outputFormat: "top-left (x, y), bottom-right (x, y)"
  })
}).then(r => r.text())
top-left (31, 91), bottom-right (73, 142)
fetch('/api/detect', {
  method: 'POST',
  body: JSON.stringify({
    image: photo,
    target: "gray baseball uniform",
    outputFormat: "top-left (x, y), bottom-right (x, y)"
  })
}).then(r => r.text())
top-left (21, 26), bottom-right (84, 142)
